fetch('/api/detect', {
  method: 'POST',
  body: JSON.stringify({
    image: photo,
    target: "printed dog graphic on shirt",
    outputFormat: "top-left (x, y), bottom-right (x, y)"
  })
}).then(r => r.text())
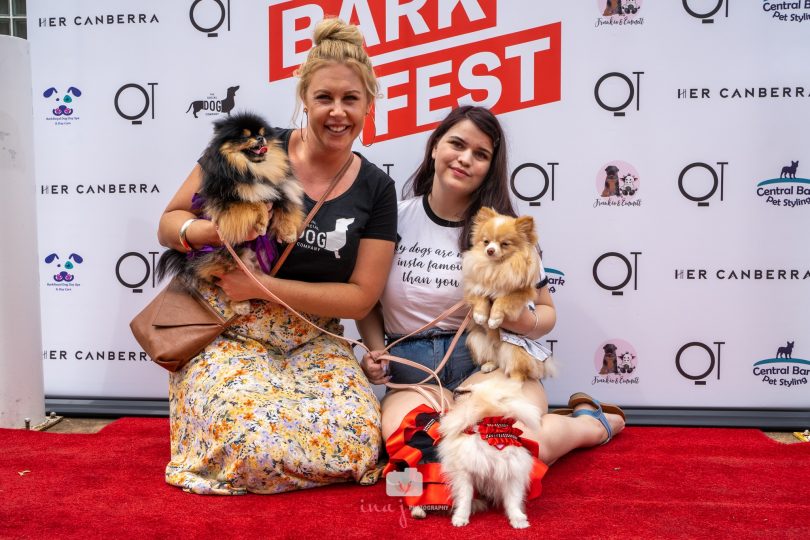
top-left (323, 217), bottom-right (355, 259)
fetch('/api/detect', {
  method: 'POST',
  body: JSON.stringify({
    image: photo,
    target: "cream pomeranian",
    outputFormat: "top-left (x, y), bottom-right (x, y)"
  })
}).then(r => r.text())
top-left (462, 207), bottom-right (554, 381)
top-left (438, 377), bottom-right (541, 528)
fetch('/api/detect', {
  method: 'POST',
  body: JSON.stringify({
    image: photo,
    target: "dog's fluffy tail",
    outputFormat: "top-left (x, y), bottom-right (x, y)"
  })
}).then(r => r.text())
top-left (156, 249), bottom-right (188, 283)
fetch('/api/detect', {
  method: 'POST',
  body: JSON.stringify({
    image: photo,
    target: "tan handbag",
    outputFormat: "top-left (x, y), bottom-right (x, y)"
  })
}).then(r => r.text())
top-left (130, 152), bottom-right (354, 372)
top-left (129, 276), bottom-right (235, 372)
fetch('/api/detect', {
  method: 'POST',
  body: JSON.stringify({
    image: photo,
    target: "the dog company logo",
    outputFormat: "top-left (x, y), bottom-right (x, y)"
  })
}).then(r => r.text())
top-left (544, 268), bottom-right (565, 294)
top-left (676, 341), bottom-right (724, 385)
top-left (678, 161), bottom-right (728, 207)
top-left (594, 71), bottom-right (643, 117)
top-left (593, 251), bottom-right (641, 296)
top-left (186, 85), bottom-right (239, 118)
top-left (269, 1), bottom-right (561, 142)
top-left (116, 251), bottom-right (160, 293)
top-left (114, 83), bottom-right (158, 125)
top-left (189, 0), bottom-right (230, 37)
top-left (762, 1), bottom-right (810, 23)
top-left (37, 13), bottom-right (159, 29)
top-left (594, 161), bottom-right (641, 208)
top-left (596, 0), bottom-right (644, 27)
top-left (756, 159), bottom-right (810, 208)
top-left (752, 341), bottom-right (809, 388)
top-left (592, 339), bottom-right (639, 385)
top-left (43, 252), bottom-right (83, 291)
top-left (42, 86), bottom-right (81, 126)
top-left (683, 0), bottom-right (729, 23)
top-left (510, 162), bottom-right (558, 206)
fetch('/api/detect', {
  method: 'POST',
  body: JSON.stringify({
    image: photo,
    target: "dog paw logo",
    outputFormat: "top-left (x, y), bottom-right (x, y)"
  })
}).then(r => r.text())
top-left (386, 468), bottom-right (423, 497)
top-left (186, 85), bottom-right (239, 118)
top-left (752, 341), bottom-right (809, 388)
top-left (44, 252), bottom-right (84, 290)
top-left (756, 159), bottom-right (809, 209)
top-left (594, 161), bottom-right (641, 208)
top-left (593, 339), bottom-right (639, 384)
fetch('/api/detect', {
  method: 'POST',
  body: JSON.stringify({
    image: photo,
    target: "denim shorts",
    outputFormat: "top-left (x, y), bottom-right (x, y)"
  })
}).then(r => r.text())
top-left (385, 328), bottom-right (479, 392)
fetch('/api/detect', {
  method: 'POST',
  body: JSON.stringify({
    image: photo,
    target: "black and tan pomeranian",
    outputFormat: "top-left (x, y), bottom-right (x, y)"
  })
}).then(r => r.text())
top-left (157, 112), bottom-right (304, 313)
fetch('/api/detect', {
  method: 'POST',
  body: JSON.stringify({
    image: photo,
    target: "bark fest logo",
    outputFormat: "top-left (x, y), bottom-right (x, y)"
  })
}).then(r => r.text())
top-left (268, 0), bottom-right (561, 142)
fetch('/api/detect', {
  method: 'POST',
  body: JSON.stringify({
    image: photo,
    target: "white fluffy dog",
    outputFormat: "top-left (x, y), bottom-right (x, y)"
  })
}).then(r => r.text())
top-left (438, 377), bottom-right (541, 528)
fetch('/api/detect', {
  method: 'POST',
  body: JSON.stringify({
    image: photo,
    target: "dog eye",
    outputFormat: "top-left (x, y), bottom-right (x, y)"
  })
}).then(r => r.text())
top-left (501, 241), bottom-right (510, 247)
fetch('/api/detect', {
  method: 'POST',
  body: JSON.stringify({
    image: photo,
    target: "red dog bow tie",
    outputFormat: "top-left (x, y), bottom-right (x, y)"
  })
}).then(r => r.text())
top-left (463, 416), bottom-right (525, 451)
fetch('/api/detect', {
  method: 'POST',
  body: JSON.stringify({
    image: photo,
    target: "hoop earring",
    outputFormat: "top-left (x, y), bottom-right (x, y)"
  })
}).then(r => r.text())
top-left (300, 110), bottom-right (308, 142)
top-left (360, 113), bottom-right (375, 147)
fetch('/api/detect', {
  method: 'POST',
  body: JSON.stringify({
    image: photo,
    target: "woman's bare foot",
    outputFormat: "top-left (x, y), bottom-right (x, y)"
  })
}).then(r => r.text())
top-left (573, 402), bottom-right (625, 445)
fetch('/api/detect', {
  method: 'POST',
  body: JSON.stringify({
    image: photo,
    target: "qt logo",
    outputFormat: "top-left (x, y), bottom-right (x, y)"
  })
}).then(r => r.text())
top-left (594, 71), bottom-right (644, 116)
top-left (676, 341), bottom-right (724, 385)
top-left (116, 251), bottom-right (159, 293)
top-left (510, 162), bottom-right (558, 206)
top-left (189, 0), bottom-right (230, 37)
top-left (114, 83), bottom-right (158, 125)
top-left (44, 252), bottom-right (83, 283)
top-left (683, 0), bottom-right (729, 23)
top-left (678, 161), bottom-right (728, 207)
top-left (593, 251), bottom-right (641, 295)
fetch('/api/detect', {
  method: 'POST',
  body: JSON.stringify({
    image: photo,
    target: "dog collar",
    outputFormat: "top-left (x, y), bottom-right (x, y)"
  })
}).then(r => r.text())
top-left (463, 416), bottom-right (525, 451)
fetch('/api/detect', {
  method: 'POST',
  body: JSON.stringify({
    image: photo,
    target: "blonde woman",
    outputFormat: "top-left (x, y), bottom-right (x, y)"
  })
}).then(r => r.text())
top-left (157, 18), bottom-right (396, 495)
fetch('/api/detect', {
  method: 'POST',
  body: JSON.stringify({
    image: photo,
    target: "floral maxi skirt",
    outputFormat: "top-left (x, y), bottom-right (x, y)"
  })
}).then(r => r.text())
top-left (165, 284), bottom-right (382, 494)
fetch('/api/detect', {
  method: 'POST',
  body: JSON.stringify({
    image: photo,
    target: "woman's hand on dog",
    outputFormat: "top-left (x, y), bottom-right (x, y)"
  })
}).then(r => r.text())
top-left (215, 268), bottom-right (273, 303)
top-left (360, 350), bottom-right (391, 385)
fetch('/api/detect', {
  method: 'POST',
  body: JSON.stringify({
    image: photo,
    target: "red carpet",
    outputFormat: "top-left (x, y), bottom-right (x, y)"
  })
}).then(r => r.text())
top-left (1, 418), bottom-right (808, 539)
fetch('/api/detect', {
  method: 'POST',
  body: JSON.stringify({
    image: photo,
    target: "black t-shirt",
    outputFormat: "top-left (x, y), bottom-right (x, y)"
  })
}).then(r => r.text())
top-left (270, 128), bottom-right (397, 283)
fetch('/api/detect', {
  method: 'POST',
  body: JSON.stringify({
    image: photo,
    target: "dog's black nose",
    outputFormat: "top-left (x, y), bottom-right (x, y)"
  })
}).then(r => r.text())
top-left (257, 136), bottom-right (266, 144)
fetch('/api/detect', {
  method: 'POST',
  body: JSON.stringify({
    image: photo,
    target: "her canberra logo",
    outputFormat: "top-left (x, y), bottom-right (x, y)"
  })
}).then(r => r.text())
top-left (752, 341), bottom-right (809, 388)
top-left (756, 160), bottom-right (810, 207)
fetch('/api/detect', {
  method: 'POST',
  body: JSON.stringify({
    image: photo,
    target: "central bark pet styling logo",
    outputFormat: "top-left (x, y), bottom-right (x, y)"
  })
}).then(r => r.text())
top-left (268, 0), bottom-right (561, 142)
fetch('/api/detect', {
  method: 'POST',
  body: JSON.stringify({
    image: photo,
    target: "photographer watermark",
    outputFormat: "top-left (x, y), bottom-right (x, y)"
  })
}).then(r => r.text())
top-left (385, 467), bottom-right (423, 497)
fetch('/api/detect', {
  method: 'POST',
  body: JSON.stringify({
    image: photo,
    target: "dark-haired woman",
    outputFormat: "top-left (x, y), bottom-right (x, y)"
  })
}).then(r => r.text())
top-left (358, 107), bottom-right (625, 509)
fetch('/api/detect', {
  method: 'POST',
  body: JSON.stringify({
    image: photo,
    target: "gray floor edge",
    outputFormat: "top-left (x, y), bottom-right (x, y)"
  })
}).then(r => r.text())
top-left (44, 397), bottom-right (810, 430)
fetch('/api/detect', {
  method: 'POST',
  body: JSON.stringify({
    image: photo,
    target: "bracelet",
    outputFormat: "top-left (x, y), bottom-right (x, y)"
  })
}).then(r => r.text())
top-left (530, 309), bottom-right (540, 335)
top-left (179, 218), bottom-right (199, 251)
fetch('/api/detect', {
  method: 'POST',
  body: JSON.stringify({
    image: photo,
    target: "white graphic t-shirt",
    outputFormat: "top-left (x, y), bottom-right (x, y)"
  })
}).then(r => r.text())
top-left (381, 196), bottom-right (546, 335)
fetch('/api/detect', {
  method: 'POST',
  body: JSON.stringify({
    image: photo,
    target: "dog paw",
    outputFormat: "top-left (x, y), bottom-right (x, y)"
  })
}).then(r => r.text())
top-left (232, 301), bottom-right (251, 316)
top-left (410, 507), bottom-right (426, 519)
top-left (481, 362), bottom-right (497, 374)
top-left (451, 515), bottom-right (469, 527)
top-left (487, 315), bottom-right (504, 329)
top-left (473, 311), bottom-right (488, 326)
top-left (509, 516), bottom-right (530, 529)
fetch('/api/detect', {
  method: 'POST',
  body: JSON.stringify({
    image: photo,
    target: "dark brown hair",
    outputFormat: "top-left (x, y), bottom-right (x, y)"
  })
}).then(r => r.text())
top-left (402, 106), bottom-right (517, 252)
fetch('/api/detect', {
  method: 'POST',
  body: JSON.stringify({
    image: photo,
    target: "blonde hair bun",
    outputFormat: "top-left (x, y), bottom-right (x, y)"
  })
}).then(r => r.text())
top-left (313, 18), bottom-right (364, 48)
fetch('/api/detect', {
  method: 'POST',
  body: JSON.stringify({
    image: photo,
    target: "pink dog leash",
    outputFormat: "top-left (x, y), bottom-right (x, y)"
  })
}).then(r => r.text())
top-left (219, 231), bottom-right (469, 413)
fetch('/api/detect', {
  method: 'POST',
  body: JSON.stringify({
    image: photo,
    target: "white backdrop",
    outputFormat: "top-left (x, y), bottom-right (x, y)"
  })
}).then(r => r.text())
top-left (27, 0), bottom-right (810, 411)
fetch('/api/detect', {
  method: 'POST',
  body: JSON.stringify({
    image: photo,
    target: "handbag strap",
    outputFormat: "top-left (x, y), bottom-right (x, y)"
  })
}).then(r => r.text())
top-left (269, 152), bottom-right (355, 276)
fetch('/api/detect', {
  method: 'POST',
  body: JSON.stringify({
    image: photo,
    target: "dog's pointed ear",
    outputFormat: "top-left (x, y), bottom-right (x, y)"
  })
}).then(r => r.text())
top-left (515, 216), bottom-right (537, 244)
top-left (474, 207), bottom-right (498, 225)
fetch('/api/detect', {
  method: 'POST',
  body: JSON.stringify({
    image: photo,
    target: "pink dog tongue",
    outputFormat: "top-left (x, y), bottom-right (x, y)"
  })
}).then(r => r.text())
top-left (252, 146), bottom-right (268, 155)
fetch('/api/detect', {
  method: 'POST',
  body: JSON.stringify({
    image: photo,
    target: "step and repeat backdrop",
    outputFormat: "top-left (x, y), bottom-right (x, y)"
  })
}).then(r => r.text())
top-left (28, 1), bottom-right (809, 411)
